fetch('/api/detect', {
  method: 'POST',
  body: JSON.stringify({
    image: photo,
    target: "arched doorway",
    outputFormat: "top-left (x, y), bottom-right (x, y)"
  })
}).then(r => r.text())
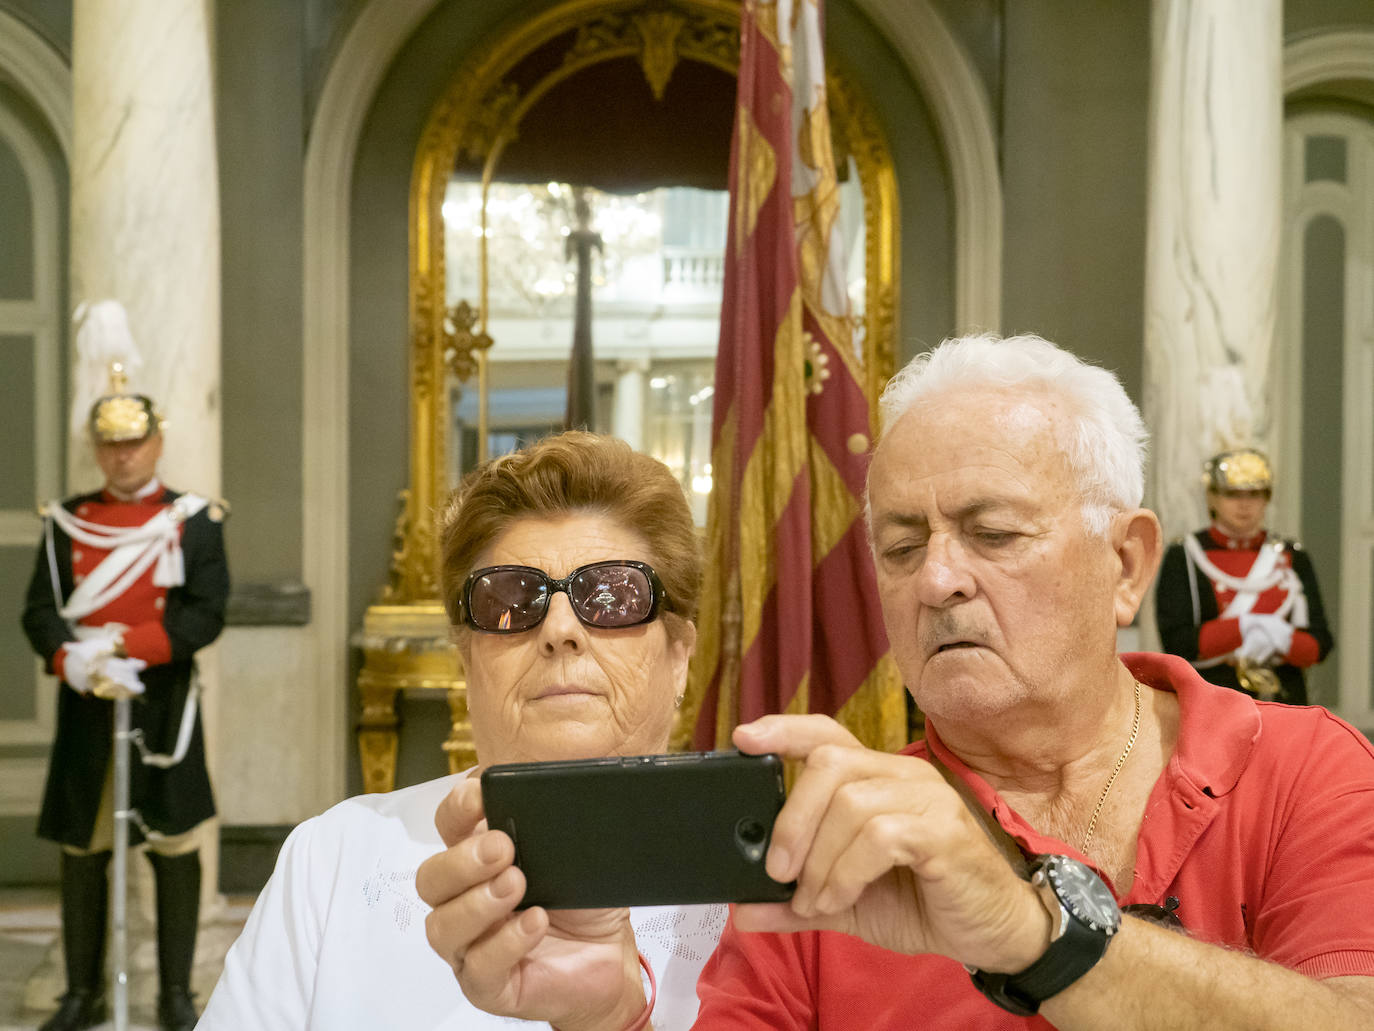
top-left (1279, 30), bottom-right (1374, 727)
top-left (0, 6), bottom-right (70, 875)
top-left (306, 0), bottom-right (1002, 798)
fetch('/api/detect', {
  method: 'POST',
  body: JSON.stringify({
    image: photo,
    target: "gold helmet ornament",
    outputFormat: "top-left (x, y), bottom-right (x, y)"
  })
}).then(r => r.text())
top-left (71, 300), bottom-right (163, 444)
top-left (1204, 448), bottom-right (1273, 494)
top-left (89, 363), bottom-right (161, 443)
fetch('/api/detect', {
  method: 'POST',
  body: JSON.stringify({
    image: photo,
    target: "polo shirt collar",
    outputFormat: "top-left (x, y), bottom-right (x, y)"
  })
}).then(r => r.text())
top-left (918, 653), bottom-right (1261, 896)
top-left (1125, 651), bottom-right (1260, 799)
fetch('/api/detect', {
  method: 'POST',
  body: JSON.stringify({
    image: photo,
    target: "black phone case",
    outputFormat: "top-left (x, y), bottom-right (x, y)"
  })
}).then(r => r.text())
top-left (480, 750), bottom-right (796, 909)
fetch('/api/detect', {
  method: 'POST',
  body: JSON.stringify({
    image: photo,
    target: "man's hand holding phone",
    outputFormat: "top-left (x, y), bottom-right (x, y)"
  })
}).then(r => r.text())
top-left (730, 715), bottom-right (1052, 976)
top-left (416, 777), bottom-right (648, 1031)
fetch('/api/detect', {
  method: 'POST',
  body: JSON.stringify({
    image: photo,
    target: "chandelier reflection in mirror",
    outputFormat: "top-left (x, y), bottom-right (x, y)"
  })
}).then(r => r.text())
top-left (442, 173), bottom-right (867, 526)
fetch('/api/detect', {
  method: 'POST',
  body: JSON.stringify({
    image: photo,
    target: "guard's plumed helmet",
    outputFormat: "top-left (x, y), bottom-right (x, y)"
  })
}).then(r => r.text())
top-left (73, 300), bottom-right (163, 443)
top-left (1204, 448), bottom-right (1273, 494)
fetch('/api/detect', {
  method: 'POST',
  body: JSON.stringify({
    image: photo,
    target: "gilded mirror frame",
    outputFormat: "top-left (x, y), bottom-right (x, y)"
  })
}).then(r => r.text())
top-left (393, 0), bottom-right (900, 604)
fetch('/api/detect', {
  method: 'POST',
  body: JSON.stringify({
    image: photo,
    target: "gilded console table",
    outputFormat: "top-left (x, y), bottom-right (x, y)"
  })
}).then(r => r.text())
top-left (353, 602), bottom-right (477, 794)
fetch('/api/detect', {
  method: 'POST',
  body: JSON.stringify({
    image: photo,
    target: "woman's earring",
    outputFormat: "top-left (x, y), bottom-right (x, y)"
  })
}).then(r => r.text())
top-left (673, 694), bottom-right (684, 709)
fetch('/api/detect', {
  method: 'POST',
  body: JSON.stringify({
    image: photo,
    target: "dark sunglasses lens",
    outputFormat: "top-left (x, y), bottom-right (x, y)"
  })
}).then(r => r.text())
top-left (568, 564), bottom-right (655, 627)
top-left (468, 569), bottom-right (548, 632)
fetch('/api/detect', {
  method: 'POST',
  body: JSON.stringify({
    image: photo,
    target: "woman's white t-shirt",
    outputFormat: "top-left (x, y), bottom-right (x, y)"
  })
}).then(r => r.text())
top-left (199, 772), bottom-right (726, 1030)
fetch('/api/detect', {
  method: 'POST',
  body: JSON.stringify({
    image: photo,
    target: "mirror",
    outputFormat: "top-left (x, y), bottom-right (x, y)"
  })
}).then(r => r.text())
top-left (441, 175), bottom-right (873, 526)
top-left (395, 0), bottom-right (898, 604)
top-left (356, 0), bottom-right (900, 792)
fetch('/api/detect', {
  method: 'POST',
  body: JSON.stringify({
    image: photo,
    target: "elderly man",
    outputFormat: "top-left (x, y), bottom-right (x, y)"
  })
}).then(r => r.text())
top-left (692, 334), bottom-right (1374, 1028)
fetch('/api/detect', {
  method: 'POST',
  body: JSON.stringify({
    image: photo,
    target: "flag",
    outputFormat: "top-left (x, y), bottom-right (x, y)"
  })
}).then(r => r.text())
top-left (676, 0), bottom-right (905, 753)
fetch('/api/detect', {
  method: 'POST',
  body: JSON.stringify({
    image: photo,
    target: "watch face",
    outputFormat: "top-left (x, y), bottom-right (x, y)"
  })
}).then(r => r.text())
top-left (1047, 857), bottom-right (1121, 934)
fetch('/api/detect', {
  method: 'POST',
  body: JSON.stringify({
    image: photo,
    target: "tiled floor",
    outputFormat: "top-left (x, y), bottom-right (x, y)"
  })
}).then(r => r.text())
top-left (0, 887), bottom-right (253, 1031)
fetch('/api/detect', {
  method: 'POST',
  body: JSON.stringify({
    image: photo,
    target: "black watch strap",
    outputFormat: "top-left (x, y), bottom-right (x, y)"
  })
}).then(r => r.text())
top-left (969, 855), bottom-right (1119, 1016)
top-left (968, 911), bottom-right (1110, 1016)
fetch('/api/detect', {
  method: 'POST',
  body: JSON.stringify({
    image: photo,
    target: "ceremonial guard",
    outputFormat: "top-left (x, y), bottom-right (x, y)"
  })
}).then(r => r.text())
top-left (1155, 448), bottom-right (1332, 705)
top-left (21, 303), bottom-right (229, 1031)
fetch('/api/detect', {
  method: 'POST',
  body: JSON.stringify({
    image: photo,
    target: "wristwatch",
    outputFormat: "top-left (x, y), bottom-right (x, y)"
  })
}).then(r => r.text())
top-left (969, 854), bottom-right (1121, 1016)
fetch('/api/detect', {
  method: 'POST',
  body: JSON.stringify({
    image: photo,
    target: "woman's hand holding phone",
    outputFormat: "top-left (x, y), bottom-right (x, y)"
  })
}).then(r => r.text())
top-left (416, 777), bottom-right (648, 1031)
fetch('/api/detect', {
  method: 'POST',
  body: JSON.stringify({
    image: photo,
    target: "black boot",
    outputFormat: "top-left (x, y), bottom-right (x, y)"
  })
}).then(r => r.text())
top-left (157, 987), bottom-right (199, 1031)
top-left (40, 851), bottom-right (111, 1031)
top-left (148, 850), bottom-right (202, 1031)
top-left (37, 990), bottom-right (106, 1031)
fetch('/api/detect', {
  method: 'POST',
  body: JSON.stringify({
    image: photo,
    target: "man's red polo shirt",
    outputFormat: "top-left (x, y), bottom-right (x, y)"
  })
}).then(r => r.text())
top-left (694, 654), bottom-right (1374, 1029)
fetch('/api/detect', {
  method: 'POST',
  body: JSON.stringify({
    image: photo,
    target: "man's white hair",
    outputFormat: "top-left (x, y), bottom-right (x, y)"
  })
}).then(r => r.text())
top-left (874, 333), bottom-right (1149, 537)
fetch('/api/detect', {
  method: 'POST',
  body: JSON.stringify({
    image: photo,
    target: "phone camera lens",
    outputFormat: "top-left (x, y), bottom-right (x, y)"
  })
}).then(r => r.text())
top-left (734, 817), bottom-right (768, 862)
top-left (736, 818), bottom-right (765, 844)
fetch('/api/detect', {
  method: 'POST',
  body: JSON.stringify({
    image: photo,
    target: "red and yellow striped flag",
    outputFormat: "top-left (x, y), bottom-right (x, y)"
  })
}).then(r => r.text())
top-left (677, 0), bottom-right (905, 753)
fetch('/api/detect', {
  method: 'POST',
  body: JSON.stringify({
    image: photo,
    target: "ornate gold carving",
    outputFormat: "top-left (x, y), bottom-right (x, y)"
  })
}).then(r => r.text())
top-left (676, 6), bottom-right (739, 68)
top-left (561, 5), bottom-right (737, 100)
top-left (827, 67), bottom-right (899, 414)
top-left (357, 680), bottom-right (400, 794)
top-left (443, 687), bottom-right (479, 774)
top-left (634, 9), bottom-right (688, 100)
top-left (568, 12), bottom-right (640, 63)
top-left (444, 300), bottom-right (495, 383)
top-left (463, 81), bottom-right (522, 165)
top-left (355, 605), bottom-right (467, 792)
top-left (380, 489), bottom-right (411, 604)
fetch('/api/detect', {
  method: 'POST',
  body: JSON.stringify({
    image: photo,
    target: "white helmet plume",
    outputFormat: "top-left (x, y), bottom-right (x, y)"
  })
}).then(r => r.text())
top-left (71, 300), bottom-right (145, 441)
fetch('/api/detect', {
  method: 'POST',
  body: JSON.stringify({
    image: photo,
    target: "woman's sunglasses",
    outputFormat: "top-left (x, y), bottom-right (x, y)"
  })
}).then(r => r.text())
top-left (457, 559), bottom-right (671, 634)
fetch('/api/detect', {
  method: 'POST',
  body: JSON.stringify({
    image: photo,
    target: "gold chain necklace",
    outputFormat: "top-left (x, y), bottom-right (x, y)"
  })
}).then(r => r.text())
top-left (1079, 680), bottom-right (1142, 854)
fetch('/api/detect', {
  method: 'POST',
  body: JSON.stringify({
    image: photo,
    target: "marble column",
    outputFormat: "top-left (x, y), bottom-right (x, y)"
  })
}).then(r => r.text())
top-left (613, 358), bottom-right (648, 449)
top-left (1143, 0), bottom-right (1283, 542)
top-left (71, 0), bottom-right (221, 495)
top-left (69, 0), bottom-right (223, 989)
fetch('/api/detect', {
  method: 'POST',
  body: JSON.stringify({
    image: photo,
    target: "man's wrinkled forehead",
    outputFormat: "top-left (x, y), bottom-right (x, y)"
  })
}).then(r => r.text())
top-left (874, 387), bottom-right (1069, 471)
top-left (867, 388), bottom-right (1077, 515)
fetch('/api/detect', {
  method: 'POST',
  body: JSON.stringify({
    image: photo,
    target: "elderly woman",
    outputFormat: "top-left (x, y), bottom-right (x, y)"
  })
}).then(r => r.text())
top-left (199, 432), bottom-right (722, 1029)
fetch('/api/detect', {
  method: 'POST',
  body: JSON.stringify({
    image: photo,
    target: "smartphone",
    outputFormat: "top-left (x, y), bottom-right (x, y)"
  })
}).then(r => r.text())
top-left (480, 749), bottom-right (795, 909)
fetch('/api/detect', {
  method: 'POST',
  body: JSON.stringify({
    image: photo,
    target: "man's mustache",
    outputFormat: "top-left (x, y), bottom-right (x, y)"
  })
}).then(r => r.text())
top-left (919, 613), bottom-right (992, 655)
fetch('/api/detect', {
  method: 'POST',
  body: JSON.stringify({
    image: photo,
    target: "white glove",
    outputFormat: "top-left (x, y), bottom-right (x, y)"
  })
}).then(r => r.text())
top-left (60, 637), bottom-right (118, 694)
top-left (1237, 613), bottom-right (1295, 665)
top-left (91, 655), bottom-right (148, 699)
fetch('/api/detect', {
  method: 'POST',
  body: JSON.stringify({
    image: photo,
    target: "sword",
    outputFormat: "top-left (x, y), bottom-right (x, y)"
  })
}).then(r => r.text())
top-left (92, 672), bottom-right (137, 1031)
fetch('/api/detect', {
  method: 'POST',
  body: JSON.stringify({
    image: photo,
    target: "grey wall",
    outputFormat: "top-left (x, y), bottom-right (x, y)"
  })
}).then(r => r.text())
top-left (216, 0), bottom-right (307, 587)
top-left (1299, 217), bottom-right (1345, 708)
top-left (304, 0), bottom-right (368, 119)
top-left (1286, 0), bottom-right (1374, 37)
top-left (832, 0), bottom-right (955, 361)
top-left (0, 0), bottom-right (70, 59)
top-left (1000, 1), bottom-right (1151, 402)
top-left (932, 0), bottom-right (1003, 117)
